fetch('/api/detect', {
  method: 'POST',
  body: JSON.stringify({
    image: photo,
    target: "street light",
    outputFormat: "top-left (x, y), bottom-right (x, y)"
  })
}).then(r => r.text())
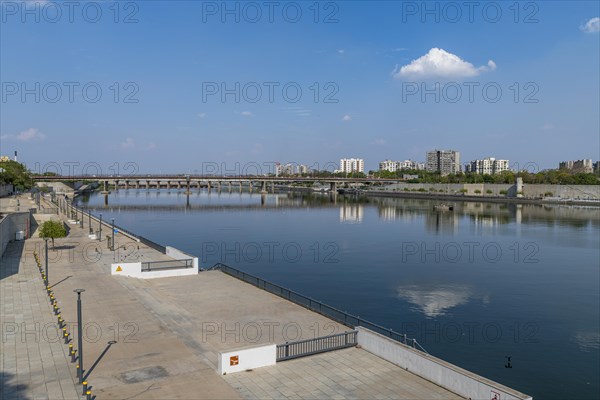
top-left (98, 213), bottom-right (102, 241)
top-left (73, 289), bottom-right (85, 384)
top-left (111, 219), bottom-right (115, 251)
top-left (44, 239), bottom-right (49, 287)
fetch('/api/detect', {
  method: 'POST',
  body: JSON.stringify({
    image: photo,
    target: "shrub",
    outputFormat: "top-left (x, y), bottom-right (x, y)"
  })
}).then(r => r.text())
top-left (486, 189), bottom-right (493, 194)
top-left (499, 190), bottom-right (508, 195)
top-left (474, 189), bottom-right (482, 194)
top-left (39, 220), bottom-right (67, 248)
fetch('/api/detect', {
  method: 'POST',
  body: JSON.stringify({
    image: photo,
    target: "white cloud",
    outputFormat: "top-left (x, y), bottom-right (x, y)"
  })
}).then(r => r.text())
top-left (240, 111), bottom-right (253, 117)
top-left (580, 17), bottom-right (600, 33)
top-left (1, 128), bottom-right (46, 142)
top-left (342, 115), bottom-right (352, 121)
top-left (197, 113), bottom-right (207, 118)
top-left (392, 47), bottom-right (408, 52)
top-left (146, 142), bottom-right (157, 150)
top-left (393, 48), bottom-right (496, 80)
top-left (373, 138), bottom-right (386, 145)
top-left (120, 137), bottom-right (135, 150)
top-left (337, 49), bottom-right (345, 54)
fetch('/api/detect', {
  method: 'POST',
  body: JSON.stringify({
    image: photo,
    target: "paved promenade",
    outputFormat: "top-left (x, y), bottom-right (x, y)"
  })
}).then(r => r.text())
top-left (1, 196), bottom-right (464, 399)
top-left (1, 241), bottom-right (80, 399)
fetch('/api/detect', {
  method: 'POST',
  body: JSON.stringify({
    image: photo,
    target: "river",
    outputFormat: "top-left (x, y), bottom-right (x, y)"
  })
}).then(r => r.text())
top-left (76, 189), bottom-right (600, 400)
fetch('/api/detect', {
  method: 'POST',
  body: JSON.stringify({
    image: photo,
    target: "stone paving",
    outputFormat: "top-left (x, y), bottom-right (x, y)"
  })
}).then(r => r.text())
top-left (225, 347), bottom-right (463, 400)
top-left (0, 241), bottom-right (80, 400)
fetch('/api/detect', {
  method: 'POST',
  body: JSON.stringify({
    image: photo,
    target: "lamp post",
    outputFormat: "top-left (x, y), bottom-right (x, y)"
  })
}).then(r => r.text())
top-left (73, 289), bottom-right (85, 383)
top-left (88, 211), bottom-right (92, 235)
top-left (98, 214), bottom-right (102, 241)
top-left (111, 219), bottom-right (115, 251)
top-left (44, 239), bottom-right (49, 287)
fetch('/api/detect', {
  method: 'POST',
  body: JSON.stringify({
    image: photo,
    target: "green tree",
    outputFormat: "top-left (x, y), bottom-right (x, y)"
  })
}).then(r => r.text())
top-left (39, 220), bottom-right (67, 248)
top-left (0, 160), bottom-right (33, 190)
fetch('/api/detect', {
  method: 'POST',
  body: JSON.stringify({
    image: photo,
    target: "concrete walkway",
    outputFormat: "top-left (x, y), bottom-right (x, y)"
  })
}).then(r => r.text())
top-left (225, 347), bottom-right (462, 400)
top-left (0, 241), bottom-right (80, 400)
top-left (1, 196), bottom-right (464, 399)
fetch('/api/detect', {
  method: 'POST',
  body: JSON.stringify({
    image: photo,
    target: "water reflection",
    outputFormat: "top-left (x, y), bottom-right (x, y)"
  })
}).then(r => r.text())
top-left (571, 331), bottom-right (600, 352)
top-left (77, 191), bottom-right (600, 230)
top-left (340, 203), bottom-right (364, 223)
top-left (396, 284), bottom-right (487, 318)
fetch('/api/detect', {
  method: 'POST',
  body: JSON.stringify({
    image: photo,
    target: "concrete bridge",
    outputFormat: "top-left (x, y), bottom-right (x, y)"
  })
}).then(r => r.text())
top-left (32, 175), bottom-right (405, 194)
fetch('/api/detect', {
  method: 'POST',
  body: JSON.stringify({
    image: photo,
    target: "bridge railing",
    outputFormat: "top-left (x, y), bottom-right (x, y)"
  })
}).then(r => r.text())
top-left (209, 263), bottom-right (428, 354)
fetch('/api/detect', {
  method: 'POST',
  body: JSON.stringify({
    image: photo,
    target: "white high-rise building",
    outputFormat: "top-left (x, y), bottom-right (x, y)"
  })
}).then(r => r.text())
top-left (339, 158), bottom-right (364, 174)
top-left (379, 160), bottom-right (397, 172)
top-left (466, 158), bottom-right (509, 174)
top-left (379, 159), bottom-right (424, 172)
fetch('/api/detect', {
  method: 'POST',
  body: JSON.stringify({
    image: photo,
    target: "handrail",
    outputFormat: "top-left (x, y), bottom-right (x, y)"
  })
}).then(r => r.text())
top-left (211, 262), bottom-right (428, 354)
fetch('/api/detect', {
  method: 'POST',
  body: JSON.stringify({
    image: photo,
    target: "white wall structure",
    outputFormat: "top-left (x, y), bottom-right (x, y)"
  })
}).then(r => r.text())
top-left (218, 344), bottom-right (276, 375)
top-left (166, 246), bottom-right (199, 269)
top-left (356, 327), bottom-right (532, 400)
top-left (111, 261), bottom-right (198, 279)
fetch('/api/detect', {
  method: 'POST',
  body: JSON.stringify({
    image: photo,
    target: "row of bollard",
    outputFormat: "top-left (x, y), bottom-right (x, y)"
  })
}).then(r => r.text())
top-left (33, 251), bottom-right (92, 400)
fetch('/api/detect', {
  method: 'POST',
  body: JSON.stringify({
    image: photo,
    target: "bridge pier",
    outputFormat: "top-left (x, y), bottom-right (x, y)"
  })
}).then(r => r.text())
top-left (329, 182), bottom-right (337, 192)
top-left (207, 181), bottom-right (211, 191)
top-left (146, 180), bottom-right (150, 189)
top-left (249, 181), bottom-right (253, 193)
top-left (239, 182), bottom-right (243, 192)
top-left (260, 180), bottom-right (267, 194)
top-left (125, 181), bottom-right (130, 189)
top-left (101, 180), bottom-right (110, 194)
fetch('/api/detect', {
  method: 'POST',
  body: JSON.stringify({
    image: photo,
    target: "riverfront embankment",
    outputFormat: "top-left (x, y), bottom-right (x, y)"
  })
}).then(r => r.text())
top-left (1, 194), bottom-right (475, 399)
top-left (361, 189), bottom-right (600, 206)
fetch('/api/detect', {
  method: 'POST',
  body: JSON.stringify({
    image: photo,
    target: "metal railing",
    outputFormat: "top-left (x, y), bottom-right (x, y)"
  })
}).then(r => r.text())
top-left (210, 263), bottom-right (428, 353)
top-left (141, 259), bottom-right (193, 272)
top-left (48, 197), bottom-right (168, 254)
top-left (277, 331), bottom-right (357, 361)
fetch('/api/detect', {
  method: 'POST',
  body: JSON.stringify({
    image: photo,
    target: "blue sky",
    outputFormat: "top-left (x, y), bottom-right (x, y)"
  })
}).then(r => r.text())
top-left (1, 1), bottom-right (599, 174)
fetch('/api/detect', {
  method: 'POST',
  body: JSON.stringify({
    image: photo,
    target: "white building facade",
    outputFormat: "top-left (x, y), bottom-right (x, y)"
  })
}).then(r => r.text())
top-left (340, 158), bottom-right (365, 174)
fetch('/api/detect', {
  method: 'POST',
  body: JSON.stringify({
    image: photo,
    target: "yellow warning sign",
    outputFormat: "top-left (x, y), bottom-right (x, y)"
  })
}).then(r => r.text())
top-left (116, 266), bottom-right (122, 272)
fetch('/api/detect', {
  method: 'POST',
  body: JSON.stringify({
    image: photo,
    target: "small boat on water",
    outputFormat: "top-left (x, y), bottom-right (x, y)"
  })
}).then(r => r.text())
top-left (433, 204), bottom-right (454, 211)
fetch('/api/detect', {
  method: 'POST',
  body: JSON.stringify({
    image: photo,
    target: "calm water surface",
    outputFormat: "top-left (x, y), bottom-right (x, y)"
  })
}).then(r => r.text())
top-left (77, 190), bottom-right (600, 400)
